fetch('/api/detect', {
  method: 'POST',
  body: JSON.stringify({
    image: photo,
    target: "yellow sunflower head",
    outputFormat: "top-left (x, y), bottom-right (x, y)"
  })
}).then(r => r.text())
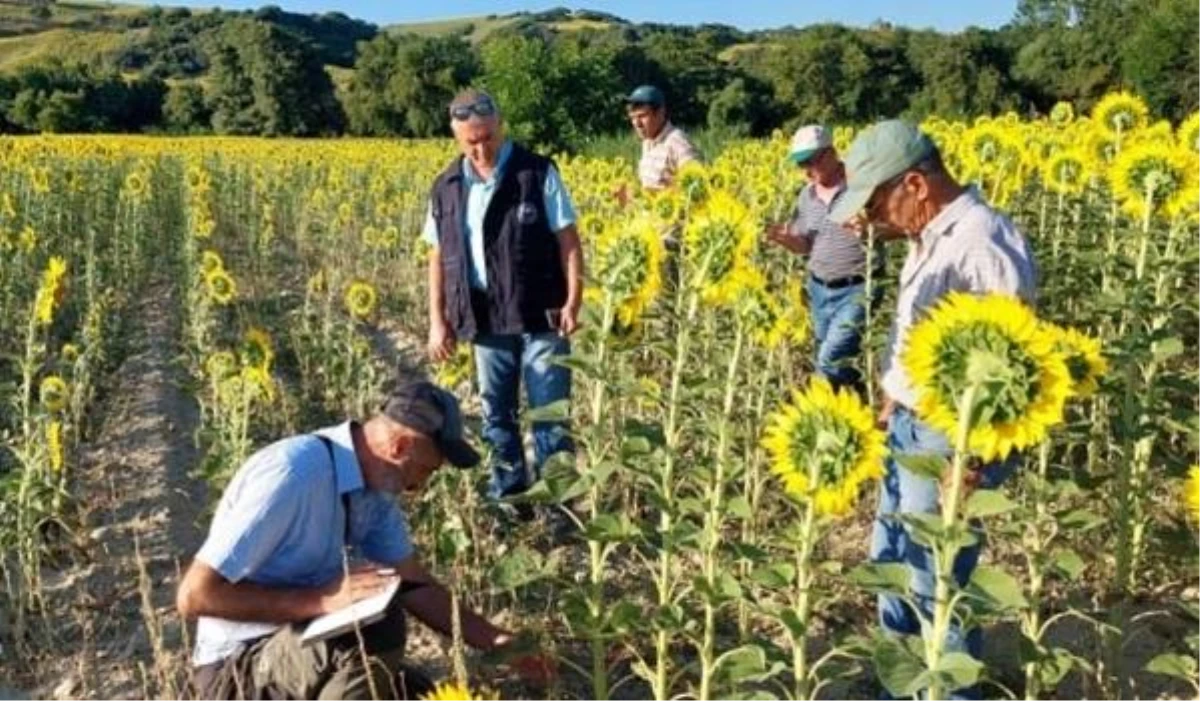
top-left (1186, 465), bottom-right (1200, 523)
top-left (61, 343), bottom-right (80, 364)
top-left (205, 268), bottom-right (237, 306)
top-left (762, 377), bottom-right (887, 518)
top-left (1049, 101), bottom-right (1075, 127)
top-left (1108, 141), bottom-right (1192, 221)
top-left (1046, 324), bottom-right (1107, 398)
top-left (47, 419), bottom-right (64, 473)
top-left (682, 189), bottom-right (758, 307)
top-left (241, 327), bottom-right (274, 371)
top-left (204, 350), bottom-right (238, 380)
top-left (740, 272), bottom-right (809, 350)
top-left (200, 250), bottom-right (225, 277)
top-left (1178, 112), bottom-right (1199, 153)
top-left (34, 255), bottom-right (69, 326)
top-left (902, 293), bottom-right (1070, 462)
top-left (40, 375), bottom-right (69, 413)
top-left (344, 280), bottom-right (378, 320)
top-left (421, 680), bottom-right (497, 701)
top-left (588, 214), bottom-right (666, 327)
top-left (1042, 150), bottom-right (1090, 196)
top-left (123, 170), bottom-right (148, 198)
top-left (1091, 91), bottom-right (1149, 138)
top-left (675, 160), bottom-right (710, 204)
top-left (435, 345), bottom-right (475, 390)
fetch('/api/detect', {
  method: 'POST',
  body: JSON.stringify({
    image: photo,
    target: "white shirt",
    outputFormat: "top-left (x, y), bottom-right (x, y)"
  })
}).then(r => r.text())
top-left (881, 187), bottom-right (1038, 409)
top-left (638, 122), bottom-right (699, 189)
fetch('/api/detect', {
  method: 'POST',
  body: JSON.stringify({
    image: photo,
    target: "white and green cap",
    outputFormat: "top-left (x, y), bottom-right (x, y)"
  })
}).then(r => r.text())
top-left (828, 119), bottom-right (935, 225)
top-left (788, 124), bottom-right (832, 164)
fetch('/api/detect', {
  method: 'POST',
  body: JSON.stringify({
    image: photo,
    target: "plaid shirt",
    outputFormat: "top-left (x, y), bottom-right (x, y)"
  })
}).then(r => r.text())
top-left (638, 122), bottom-right (699, 189)
top-left (882, 187), bottom-right (1038, 410)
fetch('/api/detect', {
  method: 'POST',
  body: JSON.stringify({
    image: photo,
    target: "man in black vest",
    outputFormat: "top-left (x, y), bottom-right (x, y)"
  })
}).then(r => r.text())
top-left (421, 89), bottom-right (584, 532)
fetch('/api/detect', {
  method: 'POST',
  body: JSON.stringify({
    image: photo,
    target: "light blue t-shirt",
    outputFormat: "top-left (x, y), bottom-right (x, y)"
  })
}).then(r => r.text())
top-left (191, 421), bottom-right (413, 666)
top-left (422, 140), bottom-right (577, 290)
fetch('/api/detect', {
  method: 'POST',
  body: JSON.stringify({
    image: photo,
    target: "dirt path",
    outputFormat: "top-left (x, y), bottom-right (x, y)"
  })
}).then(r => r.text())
top-left (29, 279), bottom-right (203, 700)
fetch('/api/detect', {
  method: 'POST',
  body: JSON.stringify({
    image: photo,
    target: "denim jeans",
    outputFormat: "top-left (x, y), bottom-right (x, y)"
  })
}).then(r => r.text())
top-left (473, 332), bottom-right (573, 500)
top-left (869, 405), bottom-right (1018, 699)
top-left (805, 275), bottom-right (869, 392)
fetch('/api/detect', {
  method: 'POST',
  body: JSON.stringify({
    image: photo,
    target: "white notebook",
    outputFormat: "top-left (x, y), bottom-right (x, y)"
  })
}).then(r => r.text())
top-left (301, 579), bottom-right (400, 645)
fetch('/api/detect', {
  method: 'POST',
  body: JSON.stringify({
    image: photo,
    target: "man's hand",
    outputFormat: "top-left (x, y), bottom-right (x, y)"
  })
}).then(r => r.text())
top-left (876, 397), bottom-right (897, 430)
top-left (764, 223), bottom-right (810, 255)
top-left (558, 299), bottom-right (581, 336)
top-left (319, 566), bottom-right (398, 614)
top-left (487, 631), bottom-right (558, 687)
top-left (427, 318), bottom-right (456, 363)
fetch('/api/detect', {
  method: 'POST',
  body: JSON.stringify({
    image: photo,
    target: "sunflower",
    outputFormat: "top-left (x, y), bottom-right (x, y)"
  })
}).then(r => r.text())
top-left (1042, 149), bottom-right (1089, 196)
top-left (344, 280), bottom-right (378, 320)
top-left (1186, 465), bottom-right (1200, 523)
top-left (903, 293), bottom-right (1070, 462)
top-left (30, 166), bottom-right (50, 194)
top-left (435, 345), bottom-right (475, 389)
top-left (47, 420), bottom-right (64, 473)
top-left (646, 188), bottom-right (684, 225)
top-left (1049, 101), bottom-right (1075, 127)
top-left (241, 327), bottom-right (274, 371)
top-left (40, 375), bottom-right (69, 413)
top-left (240, 365), bottom-right (276, 403)
top-left (675, 160), bottom-right (710, 203)
top-left (1109, 141), bottom-right (1192, 221)
top-left (586, 214), bottom-right (665, 326)
top-left (762, 377), bottom-right (887, 518)
top-left (200, 250), bottom-right (225, 277)
top-left (1047, 324), bottom-right (1107, 397)
top-left (204, 350), bottom-right (238, 379)
top-left (682, 189), bottom-right (758, 307)
top-left (1178, 112), bottom-right (1199, 153)
top-left (307, 268), bottom-right (328, 296)
top-left (421, 681), bottom-right (497, 701)
top-left (192, 214), bottom-right (216, 239)
top-left (205, 268), bottom-right (237, 306)
top-left (739, 272), bottom-right (809, 350)
top-left (1091, 91), bottom-right (1149, 138)
top-left (123, 170), bottom-right (148, 199)
top-left (61, 343), bottom-right (80, 363)
top-left (34, 255), bottom-right (68, 326)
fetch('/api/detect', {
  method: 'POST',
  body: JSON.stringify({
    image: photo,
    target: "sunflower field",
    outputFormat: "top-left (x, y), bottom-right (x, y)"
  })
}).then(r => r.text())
top-left (0, 91), bottom-right (1197, 699)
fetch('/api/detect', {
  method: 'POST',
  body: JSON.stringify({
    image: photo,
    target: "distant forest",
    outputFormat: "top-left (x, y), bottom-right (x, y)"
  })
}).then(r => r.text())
top-left (0, 0), bottom-right (1194, 150)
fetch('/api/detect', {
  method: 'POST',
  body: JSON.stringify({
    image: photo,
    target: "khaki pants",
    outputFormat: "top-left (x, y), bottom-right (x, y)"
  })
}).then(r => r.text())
top-left (193, 604), bottom-right (433, 700)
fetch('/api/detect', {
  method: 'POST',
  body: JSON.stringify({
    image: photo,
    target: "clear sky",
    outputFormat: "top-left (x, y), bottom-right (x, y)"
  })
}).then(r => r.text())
top-left (123, 0), bottom-right (1018, 32)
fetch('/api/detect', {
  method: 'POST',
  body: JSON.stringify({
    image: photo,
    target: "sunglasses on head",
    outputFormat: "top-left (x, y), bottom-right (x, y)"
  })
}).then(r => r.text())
top-left (450, 98), bottom-right (496, 122)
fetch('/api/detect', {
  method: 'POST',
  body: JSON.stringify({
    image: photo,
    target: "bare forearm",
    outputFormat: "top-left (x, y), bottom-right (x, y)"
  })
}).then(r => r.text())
top-left (428, 251), bottom-right (446, 324)
top-left (401, 583), bottom-right (508, 651)
top-left (178, 574), bottom-right (326, 623)
top-left (559, 228), bottom-right (583, 304)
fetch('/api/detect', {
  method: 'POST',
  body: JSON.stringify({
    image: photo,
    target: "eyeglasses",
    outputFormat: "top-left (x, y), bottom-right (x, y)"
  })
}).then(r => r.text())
top-left (450, 98), bottom-right (496, 122)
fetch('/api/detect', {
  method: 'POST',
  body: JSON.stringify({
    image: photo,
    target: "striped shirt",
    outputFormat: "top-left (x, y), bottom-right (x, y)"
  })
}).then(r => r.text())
top-left (638, 122), bottom-right (699, 189)
top-left (881, 187), bottom-right (1038, 410)
top-left (788, 183), bottom-right (874, 281)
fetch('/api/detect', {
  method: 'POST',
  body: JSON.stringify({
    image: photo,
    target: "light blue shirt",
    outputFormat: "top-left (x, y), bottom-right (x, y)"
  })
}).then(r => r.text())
top-left (422, 140), bottom-right (577, 289)
top-left (191, 421), bottom-right (414, 666)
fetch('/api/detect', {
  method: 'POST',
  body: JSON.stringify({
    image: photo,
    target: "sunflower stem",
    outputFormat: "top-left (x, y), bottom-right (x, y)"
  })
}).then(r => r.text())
top-left (926, 382), bottom-right (980, 701)
top-left (792, 477), bottom-right (819, 701)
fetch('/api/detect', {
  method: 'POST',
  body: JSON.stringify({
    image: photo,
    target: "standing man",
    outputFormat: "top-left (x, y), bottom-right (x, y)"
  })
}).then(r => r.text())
top-left (423, 89), bottom-right (583, 531)
top-left (765, 124), bottom-right (880, 395)
top-left (828, 120), bottom-right (1037, 699)
top-left (177, 380), bottom-right (553, 699)
top-left (625, 84), bottom-right (700, 191)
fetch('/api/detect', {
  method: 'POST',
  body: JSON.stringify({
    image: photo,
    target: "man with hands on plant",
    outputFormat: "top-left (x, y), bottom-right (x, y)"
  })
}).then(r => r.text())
top-left (831, 119), bottom-right (1036, 699)
top-left (422, 88), bottom-right (583, 535)
top-left (177, 379), bottom-right (555, 699)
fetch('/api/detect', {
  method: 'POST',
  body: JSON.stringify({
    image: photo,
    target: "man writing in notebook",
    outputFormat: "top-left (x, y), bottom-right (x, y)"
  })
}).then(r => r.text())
top-left (176, 380), bottom-right (553, 699)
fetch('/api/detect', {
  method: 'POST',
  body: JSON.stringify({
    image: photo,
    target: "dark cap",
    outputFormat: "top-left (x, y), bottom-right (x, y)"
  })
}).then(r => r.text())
top-left (381, 380), bottom-right (480, 468)
top-left (625, 84), bottom-right (665, 108)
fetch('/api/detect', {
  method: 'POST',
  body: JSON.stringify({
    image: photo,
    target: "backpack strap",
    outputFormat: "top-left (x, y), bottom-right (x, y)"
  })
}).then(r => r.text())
top-left (315, 435), bottom-right (351, 545)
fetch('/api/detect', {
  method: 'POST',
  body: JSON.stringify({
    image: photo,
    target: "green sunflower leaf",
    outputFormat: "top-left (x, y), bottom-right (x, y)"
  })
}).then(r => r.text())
top-left (1052, 548), bottom-right (1086, 580)
top-left (963, 489), bottom-right (1018, 518)
top-left (966, 564), bottom-right (1028, 611)
top-left (1145, 653), bottom-right (1198, 681)
top-left (848, 562), bottom-right (911, 595)
top-left (896, 452), bottom-right (947, 481)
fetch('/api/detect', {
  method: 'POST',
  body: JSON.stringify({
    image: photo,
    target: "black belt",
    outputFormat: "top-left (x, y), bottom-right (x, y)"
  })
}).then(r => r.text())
top-left (809, 273), bottom-right (865, 289)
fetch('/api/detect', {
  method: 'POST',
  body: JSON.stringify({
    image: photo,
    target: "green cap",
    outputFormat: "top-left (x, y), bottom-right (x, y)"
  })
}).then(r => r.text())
top-left (828, 119), bottom-right (935, 224)
top-left (625, 85), bottom-right (665, 108)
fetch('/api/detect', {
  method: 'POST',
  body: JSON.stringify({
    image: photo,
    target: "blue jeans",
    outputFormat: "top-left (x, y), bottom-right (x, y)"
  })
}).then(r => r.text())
top-left (473, 332), bottom-right (573, 500)
top-left (805, 276), bottom-right (868, 392)
top-left (869, 406), bottom-right (1018, 699)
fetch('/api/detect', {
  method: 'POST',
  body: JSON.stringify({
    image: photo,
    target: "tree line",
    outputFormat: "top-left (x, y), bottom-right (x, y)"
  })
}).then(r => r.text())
top-left (0, 0), bottom-right (1194, 151)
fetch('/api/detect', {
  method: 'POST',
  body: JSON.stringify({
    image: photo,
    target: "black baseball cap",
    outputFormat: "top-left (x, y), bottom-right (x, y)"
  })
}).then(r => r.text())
top-left (381, 380), bottom-right (480, 468)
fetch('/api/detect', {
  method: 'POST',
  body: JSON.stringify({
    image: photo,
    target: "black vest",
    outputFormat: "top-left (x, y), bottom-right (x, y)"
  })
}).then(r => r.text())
top-left (430, 143), bottom-right (567, 340)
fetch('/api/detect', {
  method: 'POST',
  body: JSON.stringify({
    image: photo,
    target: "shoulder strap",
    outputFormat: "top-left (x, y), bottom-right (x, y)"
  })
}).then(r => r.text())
top-left (315, 435), bottom-right (351, 545)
